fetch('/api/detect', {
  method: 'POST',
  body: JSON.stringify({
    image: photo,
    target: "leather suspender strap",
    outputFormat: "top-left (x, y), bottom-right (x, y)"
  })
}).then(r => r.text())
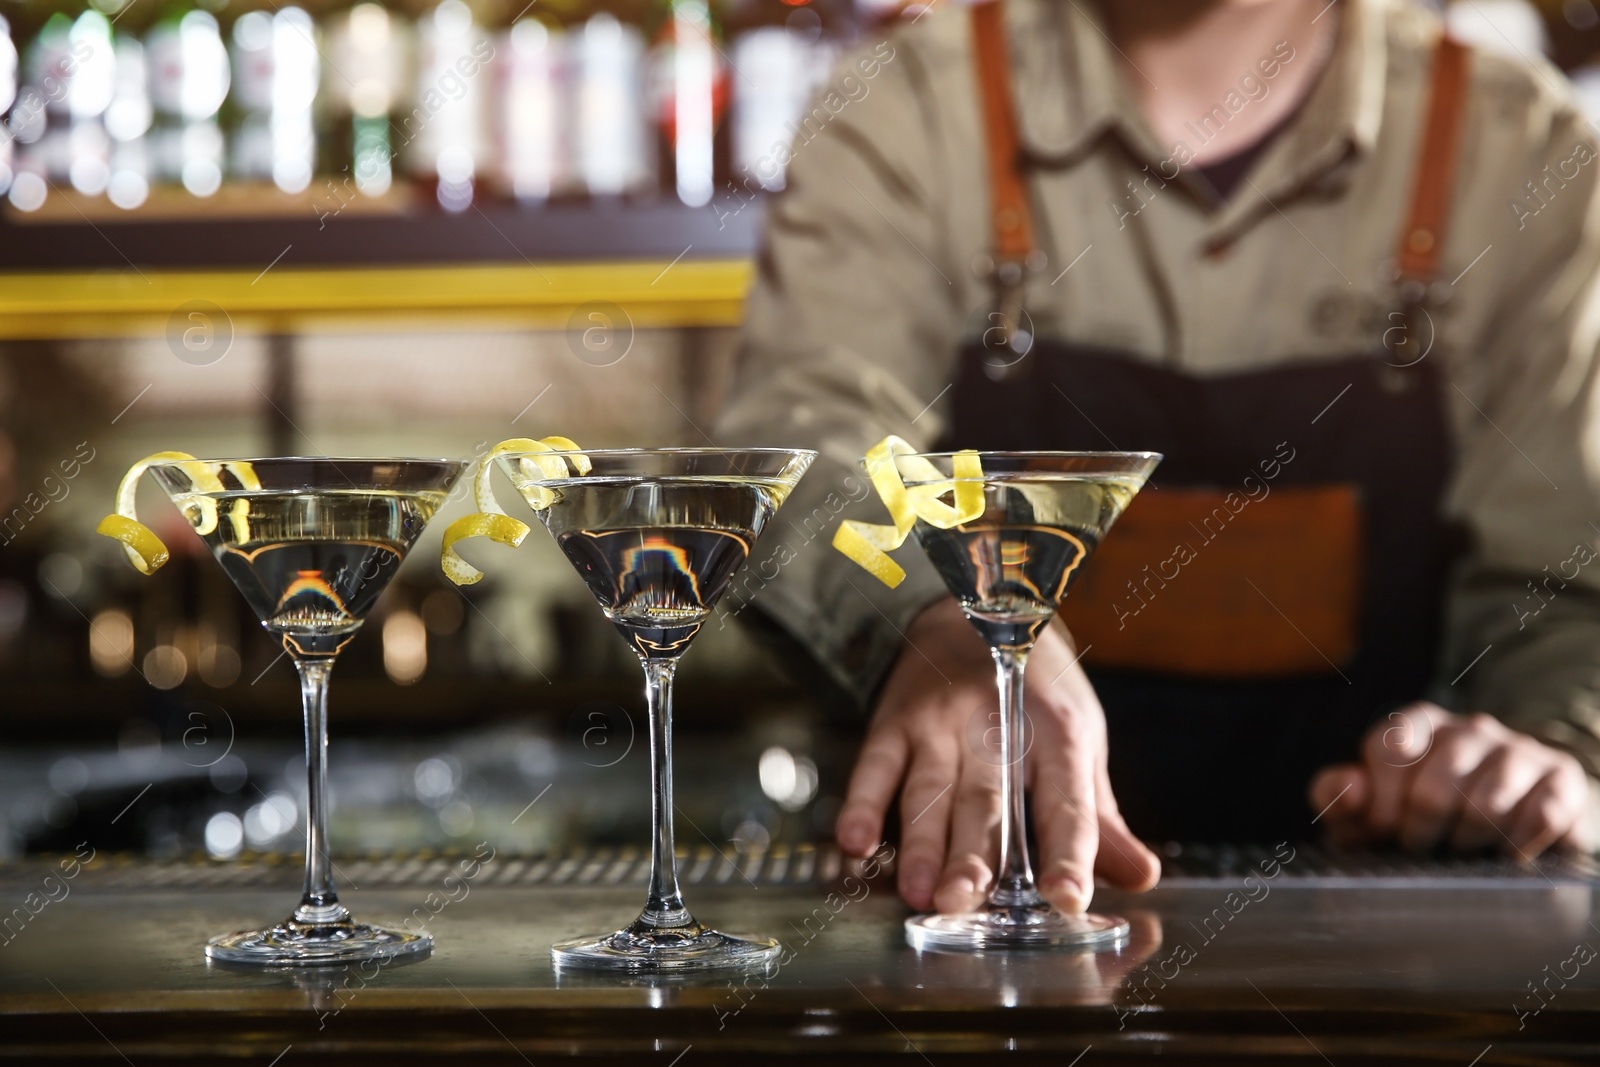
top-left (966, 0), bottom-right (1030, 267)
top-left (971, 0), bottom-right (1035, 266)
top-left (1396, 34), bottom-right (1470, 286)
top-left (1387, 33), bottom-right (1469, 373)
top-left (971, 0), bottom-right (1035, 364)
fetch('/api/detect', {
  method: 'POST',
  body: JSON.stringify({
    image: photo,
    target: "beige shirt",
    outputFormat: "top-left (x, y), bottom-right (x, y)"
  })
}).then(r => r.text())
top-left (715, 0), bottom-right (1600, 788)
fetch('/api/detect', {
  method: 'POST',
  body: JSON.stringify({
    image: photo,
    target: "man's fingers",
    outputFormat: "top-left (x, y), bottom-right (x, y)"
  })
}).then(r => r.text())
top-left (837, 727), bottom-right (909, 857)
top-left (1033, 758), bottom-right (1100, 914)
top-left (1093, 765), bottom-right (1160, 891)
top-left (932, 853), bottom-right (994, 915)
top-left (1094, 811), bottom-right (1159, 892)
top-left (1325, 708), bottom-right (1594, 860)
top-left (1363, 705), bottom-right (1435, 835)
top-left (1397, 728), bottom-right (1493, 852)
top-left (896, 742), bottom-right (960, 910)
top-left (1507, 764), bottom-right (1587, 858)
top-left (1561, 776), bottom-right (1597, 852)
top-left (1451, 745), bottom-right (1535, 853)
top-left (1309, 764), bottom-right (1367, 822)
top-left (1308, 764), bottom-right (1371, 845)
top-left (933, 757), bottom-right (1003, 915)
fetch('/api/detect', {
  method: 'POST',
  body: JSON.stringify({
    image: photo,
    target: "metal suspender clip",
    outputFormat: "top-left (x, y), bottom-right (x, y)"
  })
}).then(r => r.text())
top-left (975, 252), bottom-right (1041, 380)
top-left (971, 0), bottom-right (1040, 383)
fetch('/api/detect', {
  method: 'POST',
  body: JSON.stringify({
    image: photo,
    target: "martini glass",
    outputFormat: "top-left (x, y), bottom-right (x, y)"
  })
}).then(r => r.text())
top-left (146, 457), bottom-right (469, 965)
top-left (896, 450), bottom-right (1160, 952)
top-left (498, 447), bottom-right (815, 973)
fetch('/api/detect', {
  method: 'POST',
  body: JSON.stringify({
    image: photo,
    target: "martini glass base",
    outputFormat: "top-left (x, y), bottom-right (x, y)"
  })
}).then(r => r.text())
top-left (905, 906), bottom-right (1129, 953)
top-left (552, 922), bottom-right (782, 974)
top-left (205, 916), bottom-right (433, 966)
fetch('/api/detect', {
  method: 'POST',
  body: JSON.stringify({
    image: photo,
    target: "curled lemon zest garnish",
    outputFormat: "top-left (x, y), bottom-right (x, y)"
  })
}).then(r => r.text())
top-left (98, 453), bottom-right (267, 574)
top-left (229, 461), bottom-right (261, 491)
top-left (441, 436), bottom-right (592, 586)
top-left (832, 436), bottom-right (985, 588)
top-left (170, 462), bottom-right (261, 538)
top-left (95, 514), bottom-right (171, 576)
top-left (440, 513), bottom-right (530, 587)
top-left (99, 451), bottom-right (206, 573)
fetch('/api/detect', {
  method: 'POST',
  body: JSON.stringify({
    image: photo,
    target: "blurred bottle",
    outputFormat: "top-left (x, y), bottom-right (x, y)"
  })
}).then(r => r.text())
top-left (63, 11), bottom-right (116, 198)
top-left (8, 10), bottom-right (119, 211)
top-left (726, 0), bottom-right (849, 194)
top-left (22, 12), bottom-right (74, 189)
top-left (227, 7), bottom-right (319, 195)
top-left (0, 0), bottom-right (873, 215)
top-left (0, 13), bottom-right (18, 200)
top-left (329, 2), bottom-right (411, 201)
top-left (497, 16), bottom-right (564, 203)
top-left (9, 12), bottom-right (69, 211)
top-left (407, 0), bottom-right (493, 212)
top-left (104, 34), bottom-right (153, 209)
top-left (228, 10), bottom-right (272, 182)
top-left (649, 0), bottom-right (726, 206)
top-left (146, 5), bottom-right (231, 197)
top-left (572, 11), bottom-right (651, 199)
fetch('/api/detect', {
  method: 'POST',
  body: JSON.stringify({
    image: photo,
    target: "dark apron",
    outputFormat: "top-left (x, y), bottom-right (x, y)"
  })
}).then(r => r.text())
top-left (945, 344), bottom-right (1459, 841)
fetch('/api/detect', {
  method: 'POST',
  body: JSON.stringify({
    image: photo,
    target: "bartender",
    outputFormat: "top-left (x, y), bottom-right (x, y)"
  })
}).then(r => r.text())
top-left (716, 0), bottom-right (1600, 918)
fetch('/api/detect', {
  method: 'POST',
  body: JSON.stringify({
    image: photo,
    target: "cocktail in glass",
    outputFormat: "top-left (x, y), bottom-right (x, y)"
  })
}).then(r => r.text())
top-left (144, 457), bottom-right (469, 965)
top-left (496, 447), bottom-right (815, 972)
top-left (895, 450), bottom-right (1160, 952)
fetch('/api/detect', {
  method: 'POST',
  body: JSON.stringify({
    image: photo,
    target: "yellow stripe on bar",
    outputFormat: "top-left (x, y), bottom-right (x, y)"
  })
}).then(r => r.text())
top-left (0, 259), bottom-right (755, 339)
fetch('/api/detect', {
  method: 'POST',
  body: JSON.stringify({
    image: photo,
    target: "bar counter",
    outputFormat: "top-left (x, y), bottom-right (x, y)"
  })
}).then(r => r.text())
top-left (3, 844), bottom-right (1598, 1064)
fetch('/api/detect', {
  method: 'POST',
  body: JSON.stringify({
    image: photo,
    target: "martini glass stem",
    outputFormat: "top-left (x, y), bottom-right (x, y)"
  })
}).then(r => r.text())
top-left (294, 657), bottom-right (347, 923)
top-left (989, 647), bottom-right (1044, 911)
top-left (641, 656), bottom-right (690, 928)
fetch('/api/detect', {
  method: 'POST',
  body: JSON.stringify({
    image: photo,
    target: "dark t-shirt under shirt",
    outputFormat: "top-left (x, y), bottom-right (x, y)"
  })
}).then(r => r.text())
top-left (1191, 109), bottom-right (1298, 200)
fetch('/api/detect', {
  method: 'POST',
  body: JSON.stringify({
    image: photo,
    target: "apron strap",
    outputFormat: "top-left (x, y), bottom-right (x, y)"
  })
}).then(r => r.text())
top-left (972, 0), bottom-right (1034, 263)
top-left (971, 0), bottom-right (1035, 362)
top-left (1385, 32), bottom-right (1469, 374)
top-left (1396, 34), bottom-right (1471, 287)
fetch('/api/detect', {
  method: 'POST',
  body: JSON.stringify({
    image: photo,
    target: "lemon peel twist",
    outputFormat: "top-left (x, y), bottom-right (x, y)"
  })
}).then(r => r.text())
top-left (832, 436), bottom-right (985, 587)
top-left (440, 436), bottom-right (591, 586)
top-left (96, 453), bottom-right (262, 575)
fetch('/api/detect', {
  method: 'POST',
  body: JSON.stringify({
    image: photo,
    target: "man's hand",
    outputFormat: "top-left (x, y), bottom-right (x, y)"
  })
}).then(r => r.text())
top-left (1309, 703), bottom-right (1594, 857)
top-left (834, 597), bottom-right (1160, 915)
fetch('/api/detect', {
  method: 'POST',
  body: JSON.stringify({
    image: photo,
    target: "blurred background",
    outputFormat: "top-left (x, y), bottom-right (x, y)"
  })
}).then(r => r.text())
top-left (0, 0), bottom-right (1596, 868)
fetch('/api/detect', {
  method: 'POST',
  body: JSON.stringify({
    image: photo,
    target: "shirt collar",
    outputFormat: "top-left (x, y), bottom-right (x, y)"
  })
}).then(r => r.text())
top-left (1011, 0), bottom-right (1390, 173)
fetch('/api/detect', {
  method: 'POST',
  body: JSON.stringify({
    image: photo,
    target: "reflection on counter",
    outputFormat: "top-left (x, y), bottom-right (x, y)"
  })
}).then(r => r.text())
top-left (0, 712), bottom-right (849, 861)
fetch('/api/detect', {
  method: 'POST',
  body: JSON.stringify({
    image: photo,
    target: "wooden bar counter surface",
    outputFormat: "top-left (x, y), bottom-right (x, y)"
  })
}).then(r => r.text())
top-left (1, 843), bottom-right (1598, 1064)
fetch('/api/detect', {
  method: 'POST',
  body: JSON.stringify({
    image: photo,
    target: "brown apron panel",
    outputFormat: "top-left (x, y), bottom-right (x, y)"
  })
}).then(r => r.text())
top-left (1060, 485), bottom-right (1364, 678)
